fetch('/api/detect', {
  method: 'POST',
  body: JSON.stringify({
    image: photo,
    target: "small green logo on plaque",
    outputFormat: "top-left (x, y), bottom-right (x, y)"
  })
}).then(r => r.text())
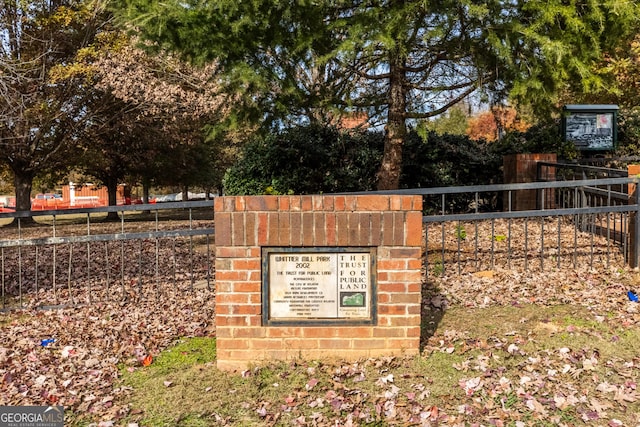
top-left (341, 292), bottom-right (365, 307)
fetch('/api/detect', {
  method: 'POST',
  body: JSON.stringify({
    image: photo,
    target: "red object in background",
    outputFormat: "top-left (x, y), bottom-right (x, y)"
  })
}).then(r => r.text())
top-left (4, 184), bottom-right (152, 212)
top-left (31, 193), bottom-right (68, 210)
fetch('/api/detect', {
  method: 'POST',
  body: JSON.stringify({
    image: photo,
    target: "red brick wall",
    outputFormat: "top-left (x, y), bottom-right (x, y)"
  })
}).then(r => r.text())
top-left (214, 195), bottom-right (423, 371)
top-left (503, 154), bottom-right (557, 211)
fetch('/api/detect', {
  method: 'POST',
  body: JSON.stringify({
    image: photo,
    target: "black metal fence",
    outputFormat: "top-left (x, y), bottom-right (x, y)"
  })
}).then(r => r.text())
top-left (0, 201), bottom-right (215, 310)
top-left (537, 161), bottom-right (629, 182)
top-left (2, 177), bottom-right (638, 309)
top-left (370, 176), bottom-right (640, 276)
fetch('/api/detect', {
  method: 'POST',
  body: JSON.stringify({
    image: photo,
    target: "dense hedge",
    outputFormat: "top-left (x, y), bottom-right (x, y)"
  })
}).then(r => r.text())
top-left (400, 131), bottom-right (501, 189)
top-left (222, 124), bottom-right (384, 195)
top-left (490, 120), bottom-right (573, 159)
top-left (223, 122), bottom-right (572, 205)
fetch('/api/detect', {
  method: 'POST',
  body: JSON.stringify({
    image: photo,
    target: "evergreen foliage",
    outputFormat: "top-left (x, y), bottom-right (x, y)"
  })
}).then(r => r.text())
top-left (490, 121), bottom-right (575, 160)
top-left (401, 131), bottom-right (501, 190)
top-left (615, 108), bottom-right (640, 157)
top-left (112, 0), bottom-right (640, 190)
top-left (224, 124), bottom-right (504, 196)
top-left (401, 131), bottom-right (504, 212)
top-left (222, 124), bottom-right (383, 195)
top-left (223, 121), bottom-right (596, 211)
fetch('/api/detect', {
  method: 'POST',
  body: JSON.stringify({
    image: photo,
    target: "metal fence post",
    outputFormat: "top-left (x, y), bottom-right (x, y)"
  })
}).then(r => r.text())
top-left (635, 184), bottom-right (640, 268)
top-left (627, 166), bottom-right (640, 268)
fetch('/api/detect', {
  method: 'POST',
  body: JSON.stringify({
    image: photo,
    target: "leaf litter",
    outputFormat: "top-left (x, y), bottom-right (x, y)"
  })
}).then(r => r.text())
top-left (1, 218), bottom-right (640, 425)
top-left (0, 285), bottom-right (215, 423)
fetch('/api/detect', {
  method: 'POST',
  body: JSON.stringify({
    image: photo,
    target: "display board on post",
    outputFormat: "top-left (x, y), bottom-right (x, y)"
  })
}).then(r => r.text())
top-left (562, 104), bottom-right (619, 152)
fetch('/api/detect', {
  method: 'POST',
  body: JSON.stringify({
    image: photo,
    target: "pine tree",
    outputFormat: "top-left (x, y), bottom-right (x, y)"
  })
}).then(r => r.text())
top-left (113, 0), bottom-right (639, 189)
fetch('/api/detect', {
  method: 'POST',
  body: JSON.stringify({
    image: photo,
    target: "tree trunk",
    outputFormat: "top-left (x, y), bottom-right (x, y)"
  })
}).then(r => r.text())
top-left (142, 179), bottom-right (151, 214)
top-left (182, 186), bottom-right (189, 201)
top-left (105, 176), bottom-right (119, 221)
top-left (13, 170), bottom-right (35, 225)
top-left (142, 180), bottom-right (150, 204)
top-left (377, 55), bottom-right (407, 190)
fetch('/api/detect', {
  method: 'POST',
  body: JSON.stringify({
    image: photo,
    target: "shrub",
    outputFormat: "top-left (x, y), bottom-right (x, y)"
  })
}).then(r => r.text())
top-left (616, 107), bottom-right (640, 157)
top-left (224, 121), bottom-right (576, 212)
top-left (222, 124), bottom-right (383, 195)
top-left (489, 119), bottom-right (574, 159)
top-left (401, 130), bottom-right (502, 212)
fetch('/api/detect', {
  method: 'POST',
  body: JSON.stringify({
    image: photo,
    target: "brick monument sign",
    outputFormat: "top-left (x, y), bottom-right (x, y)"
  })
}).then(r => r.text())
top-left (214, 194), bottom-right (422, 371)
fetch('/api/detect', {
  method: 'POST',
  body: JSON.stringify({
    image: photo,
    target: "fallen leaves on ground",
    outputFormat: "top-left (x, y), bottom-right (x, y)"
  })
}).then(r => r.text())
top-left (2, 217), bottom-right (640, 426)
top-left (0, 286), bottom-right (215, 424)
top-left (427, 266), bottom-right (640, 326)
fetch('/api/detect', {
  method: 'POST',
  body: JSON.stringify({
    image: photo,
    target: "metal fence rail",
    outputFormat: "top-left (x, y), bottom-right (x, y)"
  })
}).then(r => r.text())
top-left (0, 201), bottom-right (215, 310)
top-left (537, 161), bottom-right (629, 182)
top-left (369, 177), bottom-right (640, 276)
top-left (3, 178), bottom-right (638, 310)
